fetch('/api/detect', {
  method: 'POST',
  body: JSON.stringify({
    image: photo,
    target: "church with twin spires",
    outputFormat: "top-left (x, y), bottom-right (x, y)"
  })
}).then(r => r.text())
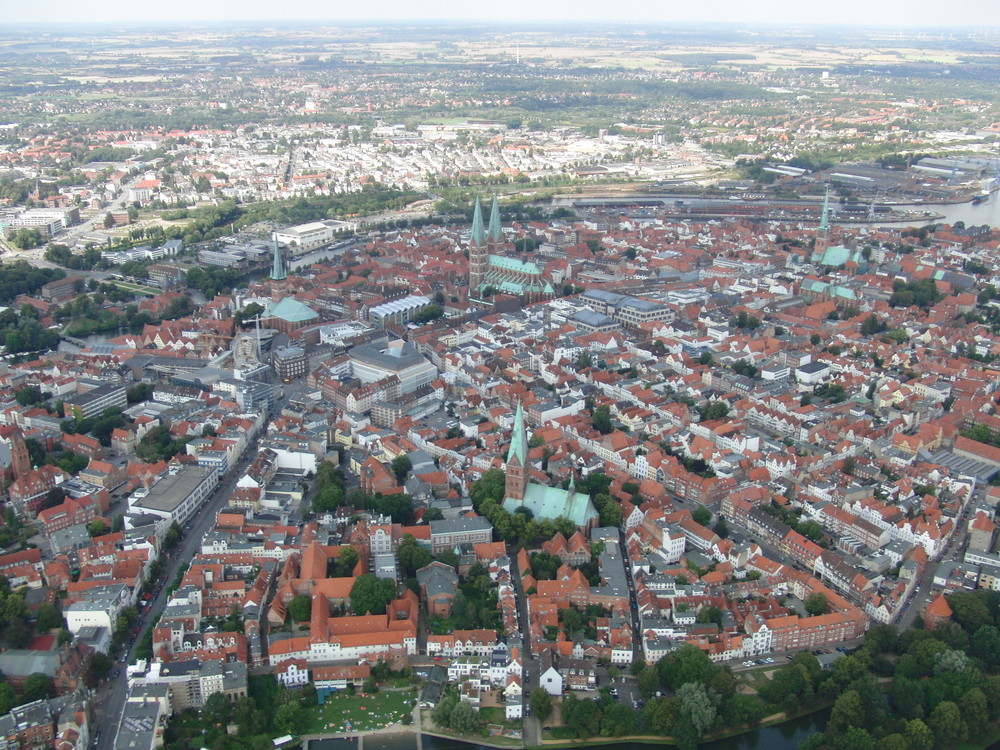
top-left (502, 404), bottom-right (599, 529)
top-left (468, 195), bottom-right (554, 308)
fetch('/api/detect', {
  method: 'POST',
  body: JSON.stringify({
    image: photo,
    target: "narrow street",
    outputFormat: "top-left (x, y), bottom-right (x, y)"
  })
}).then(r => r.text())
top-left (93, 437), bottom-right (261, 750)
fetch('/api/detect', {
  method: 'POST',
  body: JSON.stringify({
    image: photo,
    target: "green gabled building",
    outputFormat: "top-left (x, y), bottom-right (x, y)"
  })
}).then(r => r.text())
top-left (501, 404), bottom-right (598, 529)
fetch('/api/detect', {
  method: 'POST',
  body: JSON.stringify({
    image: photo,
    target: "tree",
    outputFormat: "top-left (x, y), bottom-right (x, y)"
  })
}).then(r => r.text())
top-left (391, 454), bottom-right (412, 483)
top-left (904, 718), bottom-right (935, 750)
top-left (962, 688), bottom-right (989, 738)
top-left (203, 692), bottom-right (234, 726)
top-left (126, 382), bottom-right (154, 403)
top-left (164, 522), bottom-right (181, 550)
top-left (350, 574), bottom-right (396, 615)
top-left (928, 700), bottom-right (966, 747)
top-left (834, 727), bottom-right (876, 750)
top-left (448, 699), bottom-right (479, 733)
top-left (469, 469), bottom-right (506, 509)
top-left (35, 602), bottom-right (62, 631)
top-left (432, 693), bottom-right (457, 728)
top-left (658, 645), bottom-right (720, 691)
top-left (692, 505), bottom-right (712, 526)
top-left (700, 401), bottom-right (729, 421)
top-left (804, 592), bottom-right (830, 616)
top-left (675, 682), bottom-right (719, 747)
top-left (828, 690), bottom-right (865, 734)
top-left (592, 405), bottom-right (613, 434)
top-left (333, 546), bottom-right (360, 577)
top-left (696, 606), bottom-right (723, 627)
top-left (86, 519), bottom-right (107, 537)
top-left (528, 687), bottom-right (553, 721)
top-left (397, 534), bottom-right (433, 576)
top-left (14, 386), bottom-right (43, 407)
top-left (638, 667), bottom-right (660, 698)
top-left (21, 673), bottom-right (55, 703)
top-left (0, 682), bottom-right (14, 715)
top-left (273, 700), bottom-right (306, 735)
top-left (713, 516), bottom-right (730, 538)
top-left (288, 594), bottom-right (312, 623)
top-left (412, 304), bottom-right (444, 325)
top-left (970, 624), bottom-right (1000, 671)
top-left (84, 651), bottom-right (113, 687)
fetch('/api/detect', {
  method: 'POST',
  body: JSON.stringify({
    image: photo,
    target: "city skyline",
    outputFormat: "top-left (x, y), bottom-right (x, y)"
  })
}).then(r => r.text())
top-left (7, 0), bottom-right (1000, 27)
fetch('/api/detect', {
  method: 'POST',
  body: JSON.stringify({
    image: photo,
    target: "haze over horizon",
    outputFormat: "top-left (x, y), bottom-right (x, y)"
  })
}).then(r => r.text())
top-left (7, 0), bottom-right (1000, 28)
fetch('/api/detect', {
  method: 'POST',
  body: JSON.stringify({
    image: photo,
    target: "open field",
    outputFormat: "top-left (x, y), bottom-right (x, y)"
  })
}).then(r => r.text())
top-left (303, 689), bottom-right (415, 735)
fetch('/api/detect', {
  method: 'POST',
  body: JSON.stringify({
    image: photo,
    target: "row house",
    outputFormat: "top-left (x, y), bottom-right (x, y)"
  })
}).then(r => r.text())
top-left (427, 629), bottom-right (499, 658)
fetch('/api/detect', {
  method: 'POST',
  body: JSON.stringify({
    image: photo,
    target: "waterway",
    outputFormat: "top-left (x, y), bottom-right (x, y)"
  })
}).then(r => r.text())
top-left (306, 710), bottom-right (830, 750)
top-left (550, 192), bottom-right (1000, 229)
top-left (894, 193), bottom-right (1000, 229)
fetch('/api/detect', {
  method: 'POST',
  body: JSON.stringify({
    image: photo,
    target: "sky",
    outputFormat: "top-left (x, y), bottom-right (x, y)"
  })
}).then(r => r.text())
top-left (7, 0), bottom-right (1000, 27)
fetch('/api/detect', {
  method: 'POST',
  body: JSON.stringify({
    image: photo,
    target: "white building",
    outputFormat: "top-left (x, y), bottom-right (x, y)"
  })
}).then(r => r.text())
top-left (128, 465), bottom-right (219, 526)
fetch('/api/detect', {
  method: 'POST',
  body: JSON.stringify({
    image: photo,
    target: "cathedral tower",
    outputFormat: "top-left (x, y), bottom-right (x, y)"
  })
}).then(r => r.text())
top-left (468, 197), bottom-right (488, 301)
top-left (504, 403), bottom-right (528, 502)
top-left (9, 427), bottom-right (30, 480)
top-left (270, 237), bottom-right (288, 303)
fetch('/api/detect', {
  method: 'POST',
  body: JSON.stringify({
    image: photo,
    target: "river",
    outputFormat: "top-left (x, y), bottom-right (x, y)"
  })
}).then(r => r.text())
top-left (305, 712), bottom-right (831, 750)
top-left (893, 193), bottom-right (1000, 228)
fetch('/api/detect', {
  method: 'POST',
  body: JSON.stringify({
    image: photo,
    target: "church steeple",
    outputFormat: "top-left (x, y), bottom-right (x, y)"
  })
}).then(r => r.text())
top-left (819, 187), bottom-right (831, 233)
top-left (504, 403), bottom-right (528, 501)
top-left (271, 237), bottom-right (287, 281)
top-left (471, 196), bottom-right (486, 247)
top-left (815, 186), bottom-right (831, 254)
top-left (488, 194), bottom-right (503, 244)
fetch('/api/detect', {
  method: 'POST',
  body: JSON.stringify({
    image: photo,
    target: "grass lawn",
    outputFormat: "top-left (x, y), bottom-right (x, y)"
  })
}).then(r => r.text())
top-left (303, 689), bottom-right (416, 735)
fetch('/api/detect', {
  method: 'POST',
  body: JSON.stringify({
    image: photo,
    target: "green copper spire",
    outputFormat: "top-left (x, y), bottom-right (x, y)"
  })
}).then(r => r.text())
top-left (507, 403), bottom-right (527, 466)
top-left (471, 196), bottom-right (486, 246)
top-left (488, 194), bottom-right (502, 243)
top-left (819, 187), bottom-right (830, 233)
top-left (271, 237), bottom-right (287, 281)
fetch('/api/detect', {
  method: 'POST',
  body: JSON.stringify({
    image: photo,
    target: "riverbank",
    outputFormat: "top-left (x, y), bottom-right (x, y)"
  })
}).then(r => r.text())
top-left (533, 701), bottom-right (833, 749)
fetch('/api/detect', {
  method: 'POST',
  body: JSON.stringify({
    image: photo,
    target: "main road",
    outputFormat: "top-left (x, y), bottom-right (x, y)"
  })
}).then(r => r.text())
top-left (92, 434), bottom-right (261, 750)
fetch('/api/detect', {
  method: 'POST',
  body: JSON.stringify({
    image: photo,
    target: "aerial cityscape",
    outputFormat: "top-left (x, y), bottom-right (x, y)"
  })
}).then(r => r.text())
top-left (2, 10), bottom-right (1000, 750)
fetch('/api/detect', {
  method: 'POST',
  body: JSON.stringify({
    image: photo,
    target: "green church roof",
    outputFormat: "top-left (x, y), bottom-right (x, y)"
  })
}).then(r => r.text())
top-left (489, 254), bottom-right (541, 275)
top-left (264, 297), bottom-right (318, 323)
top-left (503, 483), bottom-right (598, 528)
top-left (814, 245), bottom-right (852, 267)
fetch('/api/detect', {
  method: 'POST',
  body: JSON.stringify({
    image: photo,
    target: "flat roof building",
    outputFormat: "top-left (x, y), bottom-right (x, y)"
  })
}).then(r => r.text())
top-left (349, 340), bottom-right (438, 395)
top-left (128, 465), bottom-right (218, 526)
